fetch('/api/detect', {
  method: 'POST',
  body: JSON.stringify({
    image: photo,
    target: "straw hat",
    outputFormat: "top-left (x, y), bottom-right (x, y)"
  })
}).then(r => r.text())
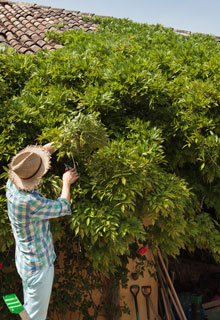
top-left (8, 145), bottom-right (51, 191)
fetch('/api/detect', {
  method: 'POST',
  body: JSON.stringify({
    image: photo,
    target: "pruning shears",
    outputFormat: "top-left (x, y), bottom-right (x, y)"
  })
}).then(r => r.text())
top-left (64, 163), bottom-right (73, 172)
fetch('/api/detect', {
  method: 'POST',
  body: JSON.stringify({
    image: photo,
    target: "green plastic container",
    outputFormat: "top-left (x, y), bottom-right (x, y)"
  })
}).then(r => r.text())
top-left (3, 293), bottom-right (24, 314)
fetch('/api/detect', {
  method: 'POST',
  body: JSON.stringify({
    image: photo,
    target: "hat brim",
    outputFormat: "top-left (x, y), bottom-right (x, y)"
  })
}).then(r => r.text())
top-left (9, 145), bottom-right (51, 191)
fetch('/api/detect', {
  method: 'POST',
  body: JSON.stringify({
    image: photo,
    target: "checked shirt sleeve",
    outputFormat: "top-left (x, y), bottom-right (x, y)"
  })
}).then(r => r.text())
top-left (28, 194), bottom-right (71, 220)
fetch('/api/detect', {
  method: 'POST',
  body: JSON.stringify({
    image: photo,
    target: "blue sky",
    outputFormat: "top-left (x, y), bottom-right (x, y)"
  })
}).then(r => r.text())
top-left (24, 0), bottom-right (220, 36)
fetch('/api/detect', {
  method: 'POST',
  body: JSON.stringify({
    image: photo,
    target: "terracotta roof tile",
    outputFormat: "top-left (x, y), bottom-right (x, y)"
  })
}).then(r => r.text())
top-left (39, 32), bottom-right (46, 38)
top-left (25, 40), bottom-right (34, 47)
top-left (16, 30), bottom-right (23, 37)
top-left (29, 26), bottom-right (36, 32)
top-left (25, 50), bottom-right (33, 54)
top-left (36, 39), bottom-right (46, 47)
top-left (6, 31), bottom-right (15, 41)
top-left (13, 43), bottom-right (22, 50)
top-left (17, 46), bottom-right (26, 53)
top-left (42, 43), bottom-right (52, 50)
top-left (31, 33), bottom-right (40, 41)
top-left (0, 0), bottom-right (97, 53)
top-left (20, 34), bottom-right (31, 42)
top-left (26, 22), bottom-right (33, 29)
top-left (11, 26), bottom-right (17, 33)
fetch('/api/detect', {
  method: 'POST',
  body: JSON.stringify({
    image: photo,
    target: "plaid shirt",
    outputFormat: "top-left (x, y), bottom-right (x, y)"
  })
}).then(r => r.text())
top-left (6, 179), bottom-right (71, 279)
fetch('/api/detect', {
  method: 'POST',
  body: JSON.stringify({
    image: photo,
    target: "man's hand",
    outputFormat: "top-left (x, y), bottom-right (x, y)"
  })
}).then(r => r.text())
top-left (61, 169), bottom-right (79, 203)
top-left (43, 142), bottom-right (55, 155)
top-left (63, 169), bottom-right (79, 186)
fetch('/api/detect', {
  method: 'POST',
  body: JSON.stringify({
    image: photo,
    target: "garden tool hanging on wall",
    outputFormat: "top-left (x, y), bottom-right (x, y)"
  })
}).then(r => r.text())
top-left (130, 285), bottom-right (140, 320)
top-left (141, 285), bottom-right (152, 320)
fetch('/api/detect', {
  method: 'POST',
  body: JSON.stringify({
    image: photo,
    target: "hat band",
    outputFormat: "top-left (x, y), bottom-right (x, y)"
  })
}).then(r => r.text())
top-left (22, 158), bottom-right (42, 180)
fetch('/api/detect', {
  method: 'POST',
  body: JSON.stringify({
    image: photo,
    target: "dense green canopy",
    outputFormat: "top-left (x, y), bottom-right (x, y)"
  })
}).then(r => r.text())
top-left (1, 17), bottom-right (220, 274)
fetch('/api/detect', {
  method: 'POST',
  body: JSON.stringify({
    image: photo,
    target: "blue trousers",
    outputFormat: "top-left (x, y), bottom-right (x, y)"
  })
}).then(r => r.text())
top-left (22, 265), bottom-right (54, 320)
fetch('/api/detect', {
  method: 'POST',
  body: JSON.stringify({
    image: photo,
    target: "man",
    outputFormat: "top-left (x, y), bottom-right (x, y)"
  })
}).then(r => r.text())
top-left (6, 142), bottom-right (78, 320)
